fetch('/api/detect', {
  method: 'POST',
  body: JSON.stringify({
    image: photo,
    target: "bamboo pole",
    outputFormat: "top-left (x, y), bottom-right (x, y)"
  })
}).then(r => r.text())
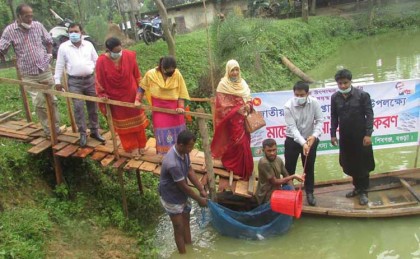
top-left (62, 71), bottom-right (77, 133)
top-left (0, 77), bottom-right (213, 120)
top-left (0, 110), bottom-right (21, 124)
top-left (136, 168), bottom-right (144, 196)
top-left (118, 168), bottom-right (129, 217)
top-left (105, 104), bottom-right (120, 160)
top-left (14, 63), bottom-right (32, 122)
top-left (414, 142), bottom-right (419, 168)
top-left (45, 92), bottom-right (64, 185)
top-left (197, 108), bottom-right (216, 201)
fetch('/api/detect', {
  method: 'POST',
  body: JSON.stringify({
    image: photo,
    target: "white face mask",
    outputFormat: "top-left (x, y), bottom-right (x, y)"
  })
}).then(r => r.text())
top-left (110, 50), bottom-right (122, 59)
top-left (21, 22), bottom-right (32, 29)
top-left (338, 87), bottom-right (352, 94)
top-left (295, 97), bottom-right (307, 106)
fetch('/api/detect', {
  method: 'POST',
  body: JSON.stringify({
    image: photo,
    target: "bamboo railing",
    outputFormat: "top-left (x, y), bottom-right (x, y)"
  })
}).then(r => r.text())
top-left (0, 77), bottom-right (217, 201)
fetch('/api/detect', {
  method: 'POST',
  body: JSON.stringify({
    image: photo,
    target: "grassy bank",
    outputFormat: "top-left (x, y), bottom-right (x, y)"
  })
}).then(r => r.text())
top-left (0, 1), bottom-right (419, 257)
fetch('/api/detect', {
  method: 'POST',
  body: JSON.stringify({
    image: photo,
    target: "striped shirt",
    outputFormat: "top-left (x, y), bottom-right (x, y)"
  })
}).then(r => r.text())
top-left (0, 21), bottom-right (53, 76)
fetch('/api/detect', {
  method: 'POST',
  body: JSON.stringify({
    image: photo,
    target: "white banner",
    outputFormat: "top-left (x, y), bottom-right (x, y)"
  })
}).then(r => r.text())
top-left (250, 79), bottom-right (420, 158)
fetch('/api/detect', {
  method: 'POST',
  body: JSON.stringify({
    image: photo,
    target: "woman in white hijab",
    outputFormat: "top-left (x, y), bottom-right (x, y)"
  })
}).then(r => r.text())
top-left (211, 60), bottom-right (254, 180)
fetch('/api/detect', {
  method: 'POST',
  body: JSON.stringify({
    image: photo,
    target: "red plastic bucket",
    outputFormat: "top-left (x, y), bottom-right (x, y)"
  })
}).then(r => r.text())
top-left (270, 189), bottom-right (303, 218)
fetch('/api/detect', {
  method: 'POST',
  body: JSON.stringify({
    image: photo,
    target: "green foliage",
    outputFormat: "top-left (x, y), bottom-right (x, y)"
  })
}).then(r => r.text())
top-left (0, 3), bottom-right (419, 257)
top-left (141, 0), bottom-right (157, 12)
top-left (0, 1), bottom-right (12, 30)
top-left (85, 15), bottom-right (109, 45)
top-left (0, 208), bottom-right (52, 258)
top-left (210, 15), bottom-right (354, 92)
top-left (24, 0), bottom-right (77, 29)
top-left (129, 29), bottom-right (210, 93)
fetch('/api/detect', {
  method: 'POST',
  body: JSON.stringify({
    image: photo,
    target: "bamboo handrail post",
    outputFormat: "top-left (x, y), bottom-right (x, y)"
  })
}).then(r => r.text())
top-left (15, 63), bottom-right (32, 122)
top-left (105, 103), bottom-right (120, 160)
top-left (44, 92), bottom-right (64, 185)
top-left (197, 108), bottom-right (216, 201)
top-left (45, 93), bottom-right (58, 145)
top-left (62, 71), bottom-right (77, 133)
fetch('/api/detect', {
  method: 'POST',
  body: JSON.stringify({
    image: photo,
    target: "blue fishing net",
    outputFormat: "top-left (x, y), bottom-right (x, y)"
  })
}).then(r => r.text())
top-left (196, 207), bottom-right (212, 229)
top-left (207, 200), bottom-right (293, 240)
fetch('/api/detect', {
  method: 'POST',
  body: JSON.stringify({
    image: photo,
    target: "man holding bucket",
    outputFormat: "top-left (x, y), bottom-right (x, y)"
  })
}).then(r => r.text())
top-left (284, 81), bottom-right (324, 206)
top-left (255, 138), bottom-right (304, 205)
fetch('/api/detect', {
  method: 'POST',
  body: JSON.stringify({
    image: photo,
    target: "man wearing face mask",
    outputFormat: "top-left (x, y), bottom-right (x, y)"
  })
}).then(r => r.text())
top-left (330, 69), bottom-right (375, 206)
top-left (54, 23), bottom-right (104, 147)
top-left (0, 3), bottom-right (61, 138)
top-left (284, 81), bottom-right (324, 206)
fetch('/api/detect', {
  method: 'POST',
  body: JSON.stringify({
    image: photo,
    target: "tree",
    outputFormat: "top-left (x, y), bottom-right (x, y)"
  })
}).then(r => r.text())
top-left (302, 0), bottom-right (309, 23)
top-left (154, 0), bottom-right (175, 56)
top-left (310, 0), bottom-right (316, 16)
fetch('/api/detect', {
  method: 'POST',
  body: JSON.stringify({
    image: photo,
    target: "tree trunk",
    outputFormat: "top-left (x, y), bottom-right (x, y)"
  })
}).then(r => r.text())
top-left (280, 56), bottom-right (315, 83)
top-left (302, 0), bottom-right (309, 23)
top-left (154, 0), bottom-right (176, 56)
top-left (310, 0), bottom-right (316, 16)
top-left (129, 0), bottom-right (139, 41)
top-left (369, 0), bottom-right (375, 29)
top-left (76, 0), bottom-right (83, 23)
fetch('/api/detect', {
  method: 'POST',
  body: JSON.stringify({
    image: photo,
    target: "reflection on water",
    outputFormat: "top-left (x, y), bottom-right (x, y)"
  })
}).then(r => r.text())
top-left (308, 30), bottom-right (420, 88)
top-left (156, 29), bottom-right (420, 258)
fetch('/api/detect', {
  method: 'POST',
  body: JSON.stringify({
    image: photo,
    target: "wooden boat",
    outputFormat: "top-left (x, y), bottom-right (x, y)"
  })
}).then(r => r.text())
top-left (302, 168), bottom-right (420, 218)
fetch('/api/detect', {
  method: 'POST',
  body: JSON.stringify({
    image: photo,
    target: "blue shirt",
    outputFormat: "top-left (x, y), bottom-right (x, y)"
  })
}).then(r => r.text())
top-left (159, 146), bottom-right (191, 204)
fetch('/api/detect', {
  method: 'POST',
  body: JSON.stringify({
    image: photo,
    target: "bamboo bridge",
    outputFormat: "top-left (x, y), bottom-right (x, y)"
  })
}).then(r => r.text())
top-left (0, 76), bottom-right (257, 216)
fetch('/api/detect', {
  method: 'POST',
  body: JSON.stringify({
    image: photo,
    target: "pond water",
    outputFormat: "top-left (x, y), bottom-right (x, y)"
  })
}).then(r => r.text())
top-left (155, 29), bottom-right (420, 258)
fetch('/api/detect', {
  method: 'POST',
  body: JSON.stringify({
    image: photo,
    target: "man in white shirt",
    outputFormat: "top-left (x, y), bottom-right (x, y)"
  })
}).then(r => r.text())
top-left (54, 23), bottom-right (104, 147)
top-left (284, 81), bottom-right (324, 206)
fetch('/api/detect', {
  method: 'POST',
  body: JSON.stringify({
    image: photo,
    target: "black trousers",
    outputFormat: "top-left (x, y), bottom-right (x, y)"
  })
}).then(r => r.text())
top-left (352, 175), bottom-right (370, 192)
top-left (284, 137), bottom-right (319, 194)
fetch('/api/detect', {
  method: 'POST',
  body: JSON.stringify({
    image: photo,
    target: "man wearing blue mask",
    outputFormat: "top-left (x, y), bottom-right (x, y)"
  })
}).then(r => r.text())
top-left (0, 3), bottom-right (61, 138)
top-left (330, 69), bottom-right (375, 206)
top-left (284, 81), bottom-right (324, 206)
top-left (54, 23), bottom-right (104, 147)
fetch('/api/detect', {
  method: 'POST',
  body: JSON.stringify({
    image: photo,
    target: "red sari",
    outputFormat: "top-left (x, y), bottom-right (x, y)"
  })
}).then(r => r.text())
top-left (95, 50), bottom-right (148, 152)
top-left (211, 92), bottom-right (254, 180)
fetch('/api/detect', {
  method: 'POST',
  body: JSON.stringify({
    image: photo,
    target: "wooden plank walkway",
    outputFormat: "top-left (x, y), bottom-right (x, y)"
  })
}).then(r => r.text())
top-left (0, 118), bottom-right (256, 198)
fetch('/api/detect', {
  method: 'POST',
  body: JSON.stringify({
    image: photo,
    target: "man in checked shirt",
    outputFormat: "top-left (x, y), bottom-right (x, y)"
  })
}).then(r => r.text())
top-left (0, 3), bottom-right (61, 137)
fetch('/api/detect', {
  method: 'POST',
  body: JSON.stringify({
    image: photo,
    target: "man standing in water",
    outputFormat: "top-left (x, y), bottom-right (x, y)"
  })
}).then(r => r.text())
top-left (159, 130), bottom-right (207, 254)
top-left (0, 3), bottom-right (61, 137)
top-left (284, 81), bottom-right (324, 206)
top-left (330, 69), bottom-right (375, 205)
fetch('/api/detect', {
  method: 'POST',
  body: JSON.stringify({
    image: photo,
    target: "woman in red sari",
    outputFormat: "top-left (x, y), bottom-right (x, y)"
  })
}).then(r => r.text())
top-left (95, 37), bottom-right (148, 159)
top-left (211, 60), bottom-right (254, 180)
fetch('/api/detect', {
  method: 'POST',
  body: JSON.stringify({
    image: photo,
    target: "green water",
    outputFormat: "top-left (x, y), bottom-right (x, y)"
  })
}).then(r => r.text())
top-left (156, 30), bottom-right (420, 258)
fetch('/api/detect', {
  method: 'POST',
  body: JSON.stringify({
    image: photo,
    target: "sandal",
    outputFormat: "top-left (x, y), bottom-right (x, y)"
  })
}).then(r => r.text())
top-left (139, 148), bottom-right (146, 155)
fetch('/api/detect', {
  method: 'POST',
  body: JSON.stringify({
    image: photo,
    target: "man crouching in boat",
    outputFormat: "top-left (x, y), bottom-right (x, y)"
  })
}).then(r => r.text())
top-left (255, 139), bottom-right (304, 205)
top-left (159, 130), bottom-right (208, 254)
top-left (330, 69), bottom-right (375, 206)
